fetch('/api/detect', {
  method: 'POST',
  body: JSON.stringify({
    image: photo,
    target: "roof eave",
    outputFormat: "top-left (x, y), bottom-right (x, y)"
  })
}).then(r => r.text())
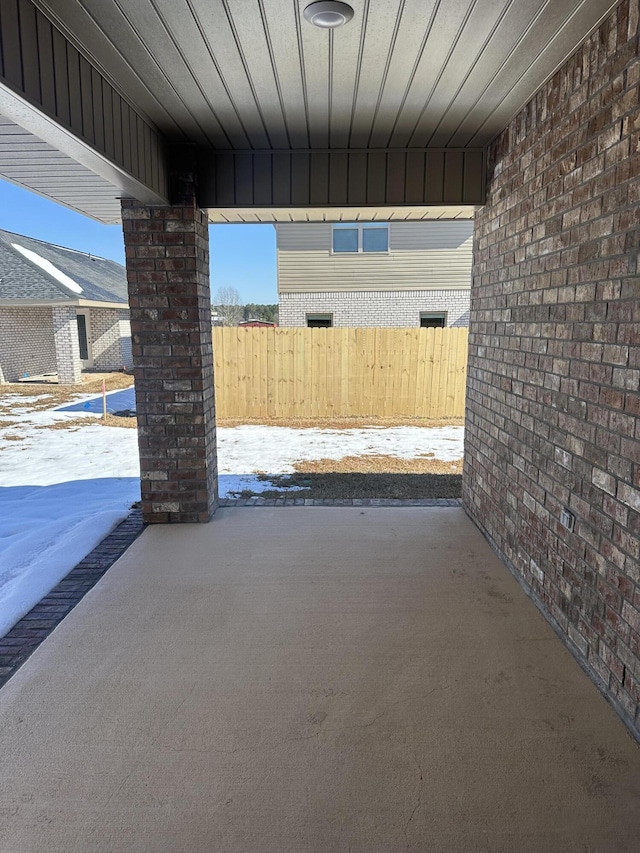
top-left (0, 298), bottom-right (127, 309)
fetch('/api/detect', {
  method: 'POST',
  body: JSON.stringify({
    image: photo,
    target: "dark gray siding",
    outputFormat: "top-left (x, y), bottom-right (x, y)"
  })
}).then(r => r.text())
top-left (0, 0), bottom-right (168, 202)
top-left (200, 149), bottom-right (485, 208)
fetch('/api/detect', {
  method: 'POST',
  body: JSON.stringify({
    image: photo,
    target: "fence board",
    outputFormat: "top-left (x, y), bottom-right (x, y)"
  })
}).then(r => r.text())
top-left (414, 330), bottom-right (427, 418)
top-left (434, 327), bottom-right (447, 418)
top-left (427, 331), bottom-right (438, 416)
top-left (212, 327), bottom-right (467, 419)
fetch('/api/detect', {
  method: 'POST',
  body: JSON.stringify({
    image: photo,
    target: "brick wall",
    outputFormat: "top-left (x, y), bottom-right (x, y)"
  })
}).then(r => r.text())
top-left (89, 307), bottom-right (129, 371)
top-left (122, 199), bottom-right (218, 523)
top-left (464, 0), bottom-right (640, 736)
top-left (118, 309), bottom-right (133, 369)
top-left (279, 289), bottom-right (470, 327)
top-left (52, 305), bottom-right (82, 384)
top-left (0, 307), bottom-right (57, 382)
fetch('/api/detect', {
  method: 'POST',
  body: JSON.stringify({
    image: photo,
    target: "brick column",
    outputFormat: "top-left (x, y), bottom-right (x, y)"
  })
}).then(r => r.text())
top-left (52, 305), bottom-right (82, 385)
top-left (122, 198), bottom-right (218, 523)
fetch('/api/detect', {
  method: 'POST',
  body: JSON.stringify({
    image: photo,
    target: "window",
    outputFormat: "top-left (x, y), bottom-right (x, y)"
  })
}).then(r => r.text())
top-left (76, 313), bottom-right (89, 360)
top-left (332, 223), bottom-right (388, 253)
top-left (306, 313), bottom-right (333, 328)
top-left (332, 228), bottom-right (358, 253)
top-left (420, 312), bottom-right (447, 328)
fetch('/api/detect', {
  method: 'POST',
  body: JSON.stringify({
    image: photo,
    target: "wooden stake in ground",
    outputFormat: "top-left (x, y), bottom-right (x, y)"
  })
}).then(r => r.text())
top-left (102, 379), bottom-right (107, 420)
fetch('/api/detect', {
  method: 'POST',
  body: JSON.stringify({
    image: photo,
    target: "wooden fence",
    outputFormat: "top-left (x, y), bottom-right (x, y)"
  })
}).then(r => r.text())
top-left (213, 327), bottom-right (468, 419)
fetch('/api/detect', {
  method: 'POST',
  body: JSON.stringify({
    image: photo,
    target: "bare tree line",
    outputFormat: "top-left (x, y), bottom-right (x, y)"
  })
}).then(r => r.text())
top-left (212, 287), bottom-right (278, 326)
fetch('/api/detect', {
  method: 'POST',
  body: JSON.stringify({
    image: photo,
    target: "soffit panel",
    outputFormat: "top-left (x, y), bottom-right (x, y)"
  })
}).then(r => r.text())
top-left (33, 0), bottom-right (620, 151)
top-left (206, 206), bottom-right (475, 223)
top-left (0, 117), bottom-right (123, 223)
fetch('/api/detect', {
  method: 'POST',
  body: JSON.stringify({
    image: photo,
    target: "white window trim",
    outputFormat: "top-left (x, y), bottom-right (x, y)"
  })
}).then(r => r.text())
top-left (331, 223), bottom-right (389, 255)
top-left (76, 309), bottom-right (94, 367)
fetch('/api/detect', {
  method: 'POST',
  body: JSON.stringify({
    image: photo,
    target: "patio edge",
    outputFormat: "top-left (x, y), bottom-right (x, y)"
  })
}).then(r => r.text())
top-left (219, 497), bottom-right (462, 507)
top-left (462, 505), bottom-right (640, 746)
top-left (0, 500), bottom-right (461, 691)
top-left (0, 509), bottom-right (144, 691)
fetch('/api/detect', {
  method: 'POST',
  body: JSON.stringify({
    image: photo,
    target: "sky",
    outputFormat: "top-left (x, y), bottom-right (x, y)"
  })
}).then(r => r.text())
top-left (0, 179), bottom-right (278, 304)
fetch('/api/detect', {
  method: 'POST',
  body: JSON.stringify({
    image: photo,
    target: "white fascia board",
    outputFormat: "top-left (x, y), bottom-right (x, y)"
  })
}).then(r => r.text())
top-left (0, 298), bottom-right (127, 309)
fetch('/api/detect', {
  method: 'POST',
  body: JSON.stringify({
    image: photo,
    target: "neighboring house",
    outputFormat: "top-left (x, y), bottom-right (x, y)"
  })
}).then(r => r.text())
top-left (276, 220), bottom-right (473, 328)
top-left (0, 229), bottom-right (132, 384)
top-left (238, 319), bottom-right (277, 328)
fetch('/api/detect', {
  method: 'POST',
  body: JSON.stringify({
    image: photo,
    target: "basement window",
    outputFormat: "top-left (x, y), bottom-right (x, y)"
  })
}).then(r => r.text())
top-left (306, 313), bottom-right (333, 328)
top-left (332, 223), bottom-right (389, 253)
top-left (420, 312), bottom-right (447, 328)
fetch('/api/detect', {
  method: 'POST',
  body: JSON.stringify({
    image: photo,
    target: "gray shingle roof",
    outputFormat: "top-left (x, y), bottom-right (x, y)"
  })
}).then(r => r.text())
top-left (0, 229), bottom-right (128, 304)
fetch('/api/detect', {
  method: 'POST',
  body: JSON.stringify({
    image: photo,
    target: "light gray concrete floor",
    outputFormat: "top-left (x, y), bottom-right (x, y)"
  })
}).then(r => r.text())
top-left (1, 507), bottom-right (639, 853)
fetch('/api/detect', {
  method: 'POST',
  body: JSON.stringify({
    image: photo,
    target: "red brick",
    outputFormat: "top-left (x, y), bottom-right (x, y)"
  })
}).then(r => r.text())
top-left (463, 0), bottom-right (640, 735)
top-left (122, 199), bottom-right (217, 525)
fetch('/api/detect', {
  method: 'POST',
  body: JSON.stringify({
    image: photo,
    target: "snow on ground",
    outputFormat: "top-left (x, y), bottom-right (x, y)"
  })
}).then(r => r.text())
top-left (218, 424), bottom-right (463, 497)
top-left (0, 480), bottom-right (139, 638)
top-left (0, 405), bottom-right (140, 638)
top-left (0, 390), bottom-right (464, 637)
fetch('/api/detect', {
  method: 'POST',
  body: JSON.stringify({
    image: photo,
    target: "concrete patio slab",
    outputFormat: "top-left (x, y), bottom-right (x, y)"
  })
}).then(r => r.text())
top-left (0, 507), bottom-right (638, 852)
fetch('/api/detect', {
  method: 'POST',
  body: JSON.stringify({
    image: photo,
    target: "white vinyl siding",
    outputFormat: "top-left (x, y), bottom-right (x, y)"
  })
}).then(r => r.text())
top-left (276, 221), bottom-right (473, 293)
top-left (278, 224), bottom-right (330, 251)
top-left (389, 221), bottom-right (473, 250)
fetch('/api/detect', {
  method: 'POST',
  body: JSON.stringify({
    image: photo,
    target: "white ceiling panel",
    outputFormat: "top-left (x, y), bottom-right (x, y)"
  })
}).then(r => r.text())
top-left (0, 117), bottom-right (123, 223)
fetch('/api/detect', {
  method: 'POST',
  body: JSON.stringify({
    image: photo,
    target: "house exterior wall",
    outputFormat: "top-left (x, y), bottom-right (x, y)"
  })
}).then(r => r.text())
top-left (279, 289), bottom-right (470, 327)
top-left (89, 307), bottom-right (132, 371)
top-left (119, 310), bottom-right (133, 369)
top-left (0, 305), bottom-right (133, 383)
top-left (277, 220), bottom-right (473, 294)
top-left (464, 0), bottom-right (640, 736)
top-left (277, 220), bottom-right (472, 327)
top-left (0, 307), bottom-right (57, 382)
top-left (52, 305), bottom-right (82, 384)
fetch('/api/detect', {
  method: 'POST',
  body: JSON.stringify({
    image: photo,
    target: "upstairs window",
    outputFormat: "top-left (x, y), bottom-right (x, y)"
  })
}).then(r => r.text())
top-left (332, 227), bottom-right (358, 253)
top-left (332, 223), bottom-right (388, 253)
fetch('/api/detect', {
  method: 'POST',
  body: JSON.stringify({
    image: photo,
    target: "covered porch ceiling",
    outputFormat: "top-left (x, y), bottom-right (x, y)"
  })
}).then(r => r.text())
top-left (206, 205), bottom-right (476, 223)
top-left (0, 0), bottom-right (622, 221)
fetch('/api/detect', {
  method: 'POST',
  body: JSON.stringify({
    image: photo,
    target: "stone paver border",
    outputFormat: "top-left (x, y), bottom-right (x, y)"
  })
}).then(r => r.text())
top-left (0, 510), bottom-right (144, 691)
top-left (219, 497), bottom-right (461, 507)
top-left (0, 499), bottom-right (460, 690)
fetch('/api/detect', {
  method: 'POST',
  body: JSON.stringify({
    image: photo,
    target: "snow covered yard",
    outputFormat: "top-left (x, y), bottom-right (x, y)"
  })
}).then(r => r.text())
top-left (0, 385), bottom-right (464, 637)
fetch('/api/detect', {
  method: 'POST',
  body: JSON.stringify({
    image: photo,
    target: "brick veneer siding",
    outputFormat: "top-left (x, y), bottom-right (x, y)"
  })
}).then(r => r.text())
top-left (279, 289), bottom-right (470, 327)
top-left (0, 307), bottom-right (57, 382)
top-left (118, 309), bottom-right (133, 369)
top-left (464, 0), bottom-right (640, 736)
top-left (52, 305), bottom-right (82, 385)
top-left (122, 199), bottom-right (218, 523)
top-left (89, 307), bottom-right (130, 371)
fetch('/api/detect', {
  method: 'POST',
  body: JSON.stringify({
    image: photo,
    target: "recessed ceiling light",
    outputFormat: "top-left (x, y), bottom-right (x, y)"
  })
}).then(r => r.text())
top-left (303, 1), bottom-right (354, 29)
